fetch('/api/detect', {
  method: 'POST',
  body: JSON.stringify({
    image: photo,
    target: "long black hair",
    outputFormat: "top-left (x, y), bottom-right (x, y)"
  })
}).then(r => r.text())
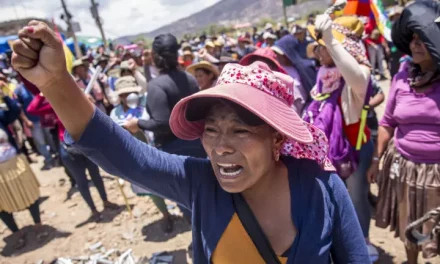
top-left (152, 34), bottom-right (180, 73)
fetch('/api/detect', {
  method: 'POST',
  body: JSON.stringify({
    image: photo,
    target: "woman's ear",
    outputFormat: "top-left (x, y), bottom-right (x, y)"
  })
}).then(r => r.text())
top-left (273, 131), bottom-right (285, 149)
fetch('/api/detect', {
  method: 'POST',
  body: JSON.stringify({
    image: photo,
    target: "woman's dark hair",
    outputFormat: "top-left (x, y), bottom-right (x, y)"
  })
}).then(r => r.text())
top-left (187, 98), bottom-right (265, 127)
top-left (152, 34), bottom-right (180, 73)
top-left (152, 51), bottom-right (179, 72)
top-left (195, 67), bottom-right (216, 81)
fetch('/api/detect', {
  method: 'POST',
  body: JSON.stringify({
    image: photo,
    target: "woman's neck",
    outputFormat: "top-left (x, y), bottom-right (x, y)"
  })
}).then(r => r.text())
top-left (242, 160), bottom-right (288, 203)
top-left (419, 61), bottom-right (435, 73)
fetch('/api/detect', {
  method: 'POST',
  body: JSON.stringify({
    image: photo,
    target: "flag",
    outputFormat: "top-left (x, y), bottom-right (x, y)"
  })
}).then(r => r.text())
top-left (343, 0), bottom-right (392, 42)
top-left (52, 19), bottom-right (75, 73)
top-left (344, 0), bottom-right (371, 16)
top-left (283, 0), bottom-right (296, 7)
top-left (370, 0), bottom-right (392, 41)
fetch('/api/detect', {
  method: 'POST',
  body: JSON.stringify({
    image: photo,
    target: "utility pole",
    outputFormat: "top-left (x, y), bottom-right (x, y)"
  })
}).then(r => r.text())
top-left (60, 0), bottom-right (82, 58)
top-left (90, 0), bottom-right (108, 49)
top-left (282, 4), bottom-right (289, 29)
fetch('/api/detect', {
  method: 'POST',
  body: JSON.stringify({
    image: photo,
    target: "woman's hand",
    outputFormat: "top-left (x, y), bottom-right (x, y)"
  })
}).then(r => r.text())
top-left (11, 20), bottom-right (95, 141)
top-left (123, 118), bottom-right (140, 134)
top-left (128, 59), bottom-right (137, 71)
top-left (11, 21), bottom-right (70, 90)
top-left (314, 14), bottom-right (334, 44)
top-left (367, 160), bottom-right (379, 184)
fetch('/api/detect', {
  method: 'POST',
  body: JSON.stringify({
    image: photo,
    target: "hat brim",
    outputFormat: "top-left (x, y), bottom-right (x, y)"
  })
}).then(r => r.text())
top-left (239, 53), bottom-right (287, 75)
top-left (169, 84), bottom-right (313, 144)
top-left (183, 53), bottom-right (195, 59)
top-left (115, 86), bottom-right (142, 96)
top-left (271, 46), bottom-right (284, 56)
top-left (187, 63), bottom-right (220, 78)
top-left (214, 59), bottom-right (239, 65)
top-left (307, 25), bottom-right (345, 46)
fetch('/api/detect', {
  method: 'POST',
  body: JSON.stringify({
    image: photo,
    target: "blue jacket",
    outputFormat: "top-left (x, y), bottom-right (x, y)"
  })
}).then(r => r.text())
top-left (66, 109), bottom-right (370, 264)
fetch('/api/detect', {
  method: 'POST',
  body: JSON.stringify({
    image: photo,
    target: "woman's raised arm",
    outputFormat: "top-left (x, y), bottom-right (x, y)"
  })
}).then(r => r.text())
top-left (10, 21), bottom-right (210, 209)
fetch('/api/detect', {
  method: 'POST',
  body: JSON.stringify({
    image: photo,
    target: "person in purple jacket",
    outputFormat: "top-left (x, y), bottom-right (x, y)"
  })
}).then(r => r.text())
top-left (11, 21), bottom-right (369, 263)
top-left (368, 1), bottom-right (440, 263)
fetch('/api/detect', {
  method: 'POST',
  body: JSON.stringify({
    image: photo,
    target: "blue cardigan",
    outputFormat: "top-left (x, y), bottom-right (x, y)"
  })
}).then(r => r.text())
top-left (65, 109), bottom-right (370, 264)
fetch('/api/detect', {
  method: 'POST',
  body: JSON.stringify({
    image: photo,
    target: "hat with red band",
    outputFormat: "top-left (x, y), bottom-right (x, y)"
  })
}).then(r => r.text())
top-left (170, 62), bottom-right (335, 171)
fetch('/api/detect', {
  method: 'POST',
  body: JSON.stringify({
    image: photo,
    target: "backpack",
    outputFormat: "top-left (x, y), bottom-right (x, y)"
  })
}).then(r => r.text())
top-left (304, 79), bottom-right (372, 179)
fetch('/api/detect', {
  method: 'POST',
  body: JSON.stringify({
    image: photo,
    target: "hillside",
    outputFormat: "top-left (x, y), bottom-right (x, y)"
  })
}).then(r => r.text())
top-left (115, 0), bottom-right (328, 43)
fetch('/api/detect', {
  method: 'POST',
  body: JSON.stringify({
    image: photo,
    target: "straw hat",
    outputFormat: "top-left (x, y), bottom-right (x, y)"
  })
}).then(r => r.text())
top-left (215, 56), bottom-right (239, 64)
top-left (71, 59), bottom-right (86, 72)
top-left (307, 16), bottom-right (370, 66)
top-left (120, 60), bottom-right (131, 71)
top-left (183, 50), bottom-right (194, 60)
top-left (205, 41), bottom-right (215, 49)
top-left (387, 6), bottom-right (403, 19)
top-left (181, 41), bottom-right (191, 48)
top-left (93, 54), bottom-right (109, 66)
top-left (186, 61), bottom-right (220, 78)
top-left (114, 76), bottom-right (142, 96)
top-left (214, 39), bottom-right (224, 47)
top-left (307, 16), bottom-right (364, 46)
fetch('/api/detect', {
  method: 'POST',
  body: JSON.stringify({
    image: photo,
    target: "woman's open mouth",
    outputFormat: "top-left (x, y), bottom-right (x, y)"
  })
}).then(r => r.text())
top-left (217, 163), bottom-right (244, 178)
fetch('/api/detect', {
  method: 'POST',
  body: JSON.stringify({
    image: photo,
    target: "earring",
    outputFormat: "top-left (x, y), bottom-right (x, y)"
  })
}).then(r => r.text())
top-left (274, 149), bottom-right (280, 161)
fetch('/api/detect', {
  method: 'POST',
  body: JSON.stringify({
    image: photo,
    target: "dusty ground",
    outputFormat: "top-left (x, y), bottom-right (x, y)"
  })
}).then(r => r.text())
top-left (1, 78), bottom-right (439, 264)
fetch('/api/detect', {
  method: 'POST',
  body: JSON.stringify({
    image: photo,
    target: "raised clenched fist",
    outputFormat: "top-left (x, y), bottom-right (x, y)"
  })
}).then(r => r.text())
top-left (11, 20), bottom-right (69, 90)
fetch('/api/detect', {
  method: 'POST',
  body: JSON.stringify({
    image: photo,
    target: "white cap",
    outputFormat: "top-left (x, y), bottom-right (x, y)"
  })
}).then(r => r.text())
top-left (290, 24), bottom-right (305, 34)
top-left (263, 32), bottom-right (277, 40)
top-left (265, 23), bottom-right (273, 30)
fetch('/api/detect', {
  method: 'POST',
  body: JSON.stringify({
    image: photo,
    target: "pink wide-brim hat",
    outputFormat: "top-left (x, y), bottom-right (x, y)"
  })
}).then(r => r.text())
top-left (170, 62), bottom-right (335, 171)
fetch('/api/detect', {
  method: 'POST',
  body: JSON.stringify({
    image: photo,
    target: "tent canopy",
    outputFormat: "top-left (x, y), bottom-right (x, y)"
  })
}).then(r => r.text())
top-left (0, 35), bottom-right (18, 53)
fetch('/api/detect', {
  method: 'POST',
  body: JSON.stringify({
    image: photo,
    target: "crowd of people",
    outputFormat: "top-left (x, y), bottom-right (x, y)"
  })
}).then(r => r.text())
top-left (0, 0), bottom-right (439, 263)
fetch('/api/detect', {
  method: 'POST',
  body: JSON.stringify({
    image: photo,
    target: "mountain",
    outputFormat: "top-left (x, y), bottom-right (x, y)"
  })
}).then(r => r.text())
top-left (114, 0), bottom-right (328, 43)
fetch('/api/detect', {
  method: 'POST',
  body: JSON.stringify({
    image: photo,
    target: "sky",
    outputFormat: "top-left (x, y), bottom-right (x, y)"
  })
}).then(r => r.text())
top-left (0, 0), bottom-right (221, 39)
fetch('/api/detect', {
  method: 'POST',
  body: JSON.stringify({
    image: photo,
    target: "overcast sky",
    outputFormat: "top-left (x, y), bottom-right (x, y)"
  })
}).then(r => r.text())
top-left (0, 0), bottom-right (221, 38)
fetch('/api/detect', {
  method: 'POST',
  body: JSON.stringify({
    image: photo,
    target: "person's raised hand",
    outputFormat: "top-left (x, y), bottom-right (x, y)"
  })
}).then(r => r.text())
top-left (128, 59), bottom-right (137, 71)
top-left (11, 21), bottom-right (68, 90)
top-left (123, 118), bottom-right (140, 134)
top-left (198, 48), bottom-right (207, 58)
top-left (314, 14), bottom-right (334, 44)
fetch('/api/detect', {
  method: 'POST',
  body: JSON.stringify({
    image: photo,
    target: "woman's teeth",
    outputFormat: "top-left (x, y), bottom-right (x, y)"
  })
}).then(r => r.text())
top-left (217, 163), bottom-right (243, 177)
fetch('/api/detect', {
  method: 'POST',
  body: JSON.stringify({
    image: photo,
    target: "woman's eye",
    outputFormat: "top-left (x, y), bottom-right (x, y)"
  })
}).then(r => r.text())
top-left (235, 129), bottom-right (250, 134)
top-left (204, 127), bottom-right (217, 133)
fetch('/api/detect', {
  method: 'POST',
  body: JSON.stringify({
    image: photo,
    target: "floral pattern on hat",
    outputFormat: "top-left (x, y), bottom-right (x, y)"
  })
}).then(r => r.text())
top-left (216, 62), bottom-right (295, 106)
top-left (333, 23), bottom-right (371, 67)
top-left (282, 122), bottom-right (335, 171)
top-left (217, 62), bottom-right (335, 171)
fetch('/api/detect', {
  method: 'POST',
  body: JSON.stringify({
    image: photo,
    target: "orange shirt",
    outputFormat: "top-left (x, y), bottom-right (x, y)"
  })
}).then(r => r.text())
top-left (211, 213), bottom-right (288, 264)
